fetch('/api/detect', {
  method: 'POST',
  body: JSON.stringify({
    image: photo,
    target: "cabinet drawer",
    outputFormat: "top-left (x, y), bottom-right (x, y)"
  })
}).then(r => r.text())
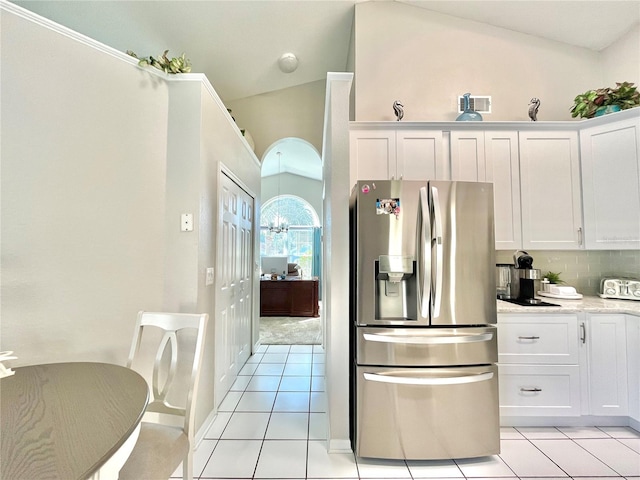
top-left (498, 315), bottom-right (579, 364)
top-left (499, 364), bottom-right (581, 416)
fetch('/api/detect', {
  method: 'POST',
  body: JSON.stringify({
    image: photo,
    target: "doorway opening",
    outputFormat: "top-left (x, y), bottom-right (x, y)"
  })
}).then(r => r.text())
top-left (259, 138), bottom-right (323, 345)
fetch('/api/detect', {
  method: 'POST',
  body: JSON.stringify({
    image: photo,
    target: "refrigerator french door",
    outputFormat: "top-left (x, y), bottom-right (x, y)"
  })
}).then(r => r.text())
top-left (349, 180), bottom-right (499, 460)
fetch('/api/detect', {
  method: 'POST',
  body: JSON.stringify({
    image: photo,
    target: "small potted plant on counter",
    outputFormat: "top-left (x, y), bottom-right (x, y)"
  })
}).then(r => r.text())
top-left (543, 271), bottom-right (565, 284)
top-left (570, 81), bottom-right (640, 118)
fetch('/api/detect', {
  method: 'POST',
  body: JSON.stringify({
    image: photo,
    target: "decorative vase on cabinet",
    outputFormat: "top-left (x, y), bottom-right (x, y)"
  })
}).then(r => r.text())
top-left (594, 105), bottom-right (621, 117)
top-left (456, 93), bottom-right (483, 121)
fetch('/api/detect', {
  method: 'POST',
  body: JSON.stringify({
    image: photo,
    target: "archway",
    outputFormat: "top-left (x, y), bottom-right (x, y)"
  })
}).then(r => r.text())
top-left (258, 137), bottom-right (323, 345)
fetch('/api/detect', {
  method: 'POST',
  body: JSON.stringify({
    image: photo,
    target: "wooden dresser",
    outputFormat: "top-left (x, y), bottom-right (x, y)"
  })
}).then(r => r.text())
top-left (260, 278), bottom-right (319, 317)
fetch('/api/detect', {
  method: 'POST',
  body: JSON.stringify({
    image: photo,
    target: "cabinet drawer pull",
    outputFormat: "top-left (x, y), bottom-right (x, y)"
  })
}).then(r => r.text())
top-left (520, 387), bottom-right (542, 392)
top-left (518, 336), bottom-right (540, 340)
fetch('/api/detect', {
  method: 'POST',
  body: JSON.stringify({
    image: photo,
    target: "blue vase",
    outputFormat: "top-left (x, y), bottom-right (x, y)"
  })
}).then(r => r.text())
top-left (594, 105), bottom-right (621, 117)
top-left (456, 93), bottom-right (483, 121)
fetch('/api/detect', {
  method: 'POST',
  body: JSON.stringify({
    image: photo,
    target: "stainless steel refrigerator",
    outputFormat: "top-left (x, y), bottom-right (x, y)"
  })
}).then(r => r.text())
top-left (349, 180), bottom-right (499, 460)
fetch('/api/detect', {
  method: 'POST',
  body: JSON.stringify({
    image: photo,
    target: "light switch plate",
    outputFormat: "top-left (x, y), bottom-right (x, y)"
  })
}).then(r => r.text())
top-left (181, 213), bottom-right (193, 232)
top-left (206, 267), bottom-right (214, 286)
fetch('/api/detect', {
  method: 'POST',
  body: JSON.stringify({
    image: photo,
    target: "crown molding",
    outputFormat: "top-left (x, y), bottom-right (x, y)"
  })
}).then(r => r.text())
top-left (1, 0), bottom-right (152, 74)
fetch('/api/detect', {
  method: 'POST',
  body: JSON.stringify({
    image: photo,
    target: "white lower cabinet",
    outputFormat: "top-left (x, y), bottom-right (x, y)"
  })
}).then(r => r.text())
top-left (583, 313), bottom-right (628, 416)
top-left (627, 315), bottom-right (640, 424)
top-left (499, 364), bottom-right (581, 416)
top-left (498, 314), bottom-right (581, 417)
top-left (499, 312), bottom-right (635, 425)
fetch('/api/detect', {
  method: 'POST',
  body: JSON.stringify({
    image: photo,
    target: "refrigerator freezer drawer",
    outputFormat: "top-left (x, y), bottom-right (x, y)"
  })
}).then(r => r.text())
top-left (354, 364), bottom-right (500, 460)
top-left (357, 326), bottom-right (497, 366)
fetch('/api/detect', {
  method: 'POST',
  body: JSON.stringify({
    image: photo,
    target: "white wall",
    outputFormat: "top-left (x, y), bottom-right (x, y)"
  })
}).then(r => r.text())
top-left (353, 2), bottom-right (608, 122)
top-left (601, 24), bottom-right (640, 87)
top-left (1, 4), bottom-right (261, 439)
top-left (197, 78), bottom-right (262, 431)
top-left (226, 80), bottom-right (327, 161)
top-left (1, 5), bottom-right (168, 366)
top-left (322, 72), bottom-right (354, 452)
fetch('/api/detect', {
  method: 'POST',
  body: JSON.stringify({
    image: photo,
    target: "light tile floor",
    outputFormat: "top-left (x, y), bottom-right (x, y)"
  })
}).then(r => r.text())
top-left (173, 344), bottom-right (640, 479)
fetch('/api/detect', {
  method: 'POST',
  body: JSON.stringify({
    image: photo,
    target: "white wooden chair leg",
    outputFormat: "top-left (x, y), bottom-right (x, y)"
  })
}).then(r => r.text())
top-left (183, 450), bottom-right (193, 480)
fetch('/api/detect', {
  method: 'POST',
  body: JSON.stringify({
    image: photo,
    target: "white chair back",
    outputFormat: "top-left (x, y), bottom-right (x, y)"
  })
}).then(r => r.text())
top-left (120, 311), bottom-right (208, 480)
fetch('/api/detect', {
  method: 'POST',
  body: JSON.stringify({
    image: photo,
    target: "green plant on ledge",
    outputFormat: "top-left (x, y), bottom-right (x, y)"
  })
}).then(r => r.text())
top-left (570, 81), bottom-right (640, 118)
top-left (543, 271), bottom-right (565, 284)
top-left (126, 50), bottom-right (191, 74)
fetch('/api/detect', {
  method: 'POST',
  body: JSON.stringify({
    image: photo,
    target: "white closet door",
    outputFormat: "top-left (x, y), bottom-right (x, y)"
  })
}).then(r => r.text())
top-left (215, 173), bottom-right (254, 407)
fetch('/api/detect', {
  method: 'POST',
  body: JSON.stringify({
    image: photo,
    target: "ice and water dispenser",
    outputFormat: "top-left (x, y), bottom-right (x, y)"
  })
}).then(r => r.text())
top-left (375, 255), bottom-right (417, 320)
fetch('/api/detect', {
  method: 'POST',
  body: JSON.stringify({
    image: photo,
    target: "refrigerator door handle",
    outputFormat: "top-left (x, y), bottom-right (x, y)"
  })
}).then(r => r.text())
top-left (430, 185), bottom-right (444, 318)
top-left (363, 332), bottom-right (494, 344)
top-left (418, 186), bottom-right (431, 318)
top-left (364, 371), bottom-right (494, 386)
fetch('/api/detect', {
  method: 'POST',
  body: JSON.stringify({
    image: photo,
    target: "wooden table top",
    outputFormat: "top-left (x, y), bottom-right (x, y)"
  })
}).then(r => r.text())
top-left (1, 362), bottom-right (149, 480)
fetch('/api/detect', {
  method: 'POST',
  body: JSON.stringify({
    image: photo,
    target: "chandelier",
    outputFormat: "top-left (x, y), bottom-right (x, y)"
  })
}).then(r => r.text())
top-left (268, 151), bottom-right (288, 234)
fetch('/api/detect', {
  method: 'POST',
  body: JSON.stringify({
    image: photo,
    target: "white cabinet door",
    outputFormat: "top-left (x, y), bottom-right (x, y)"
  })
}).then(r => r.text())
top-left (519, 131), bottom-right (583, 249)
top-left (580, 113), bottom-right (640, 249)
top-left (587, 314), bottom-right (628, 416)
top-left (396, 129), bottom-right (447, 180)
top-left (485, 131), bottom-right (522, 250)
top-left (350, 128), bottom-right (448, 185)
top-left (499, 364), bottom-right (581, 417)
top-left (498, 314), bottom-right (579, 364)
top-left (626, 315), bottom-right (639, 423)
top-left (349, 129), bottom-right (396, 186)
top-left (498, 313), bottom-right (581, 418)
top-left (450, 131), bottom-right (486, 181)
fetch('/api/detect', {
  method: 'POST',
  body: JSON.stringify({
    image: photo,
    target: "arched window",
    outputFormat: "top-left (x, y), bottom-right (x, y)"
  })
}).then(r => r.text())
top-left (261, 194), bottom-right (319, 228)
top-left (260, 195), bottom-right (320, 279)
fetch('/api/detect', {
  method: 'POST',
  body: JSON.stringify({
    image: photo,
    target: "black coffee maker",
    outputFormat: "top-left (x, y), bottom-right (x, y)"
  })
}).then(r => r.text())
top-left (510, 250), bottom-right (542, 304)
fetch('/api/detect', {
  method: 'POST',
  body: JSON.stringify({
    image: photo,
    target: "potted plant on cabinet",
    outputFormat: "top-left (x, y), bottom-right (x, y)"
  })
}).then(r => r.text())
top-left (126, 50), bottom-right (191, 74)
top-left (570, 81), bottom-right (640, 118)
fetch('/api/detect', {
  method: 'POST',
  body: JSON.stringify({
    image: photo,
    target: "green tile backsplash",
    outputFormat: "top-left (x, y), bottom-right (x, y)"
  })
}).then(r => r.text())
top-left (495, 250), bottom-right (640, 296)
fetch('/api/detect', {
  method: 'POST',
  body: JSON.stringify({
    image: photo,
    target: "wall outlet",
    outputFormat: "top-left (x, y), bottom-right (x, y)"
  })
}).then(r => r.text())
top-left (206, 267), bottom-right (214, 286)
top-left (181, 213), bottom-right (193, 232)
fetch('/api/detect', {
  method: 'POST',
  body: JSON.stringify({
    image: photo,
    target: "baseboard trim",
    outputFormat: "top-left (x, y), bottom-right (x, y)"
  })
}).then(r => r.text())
top-left (195, 408), bottom-right (219, 449)
top-left (327, 438), bottom-right (353, 454)
top-left (501, 415), bottom-right (636, 428)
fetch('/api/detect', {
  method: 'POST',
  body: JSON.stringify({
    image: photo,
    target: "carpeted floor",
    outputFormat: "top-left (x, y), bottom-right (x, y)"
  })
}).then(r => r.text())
top-left (259, 315), bottom-right (322, 345)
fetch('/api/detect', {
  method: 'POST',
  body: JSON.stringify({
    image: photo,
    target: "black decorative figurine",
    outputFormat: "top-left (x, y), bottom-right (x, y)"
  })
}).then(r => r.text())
top-left (393, 101), bottom-right (404, 121)
top-left (528, 98), bottom-right (540, 121)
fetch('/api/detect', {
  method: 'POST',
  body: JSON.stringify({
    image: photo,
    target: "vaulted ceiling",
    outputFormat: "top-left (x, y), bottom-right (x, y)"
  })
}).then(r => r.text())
top-left (13, 0), bottom-right (640, 103)
top-left (12, 0), bottom-right (639, 180)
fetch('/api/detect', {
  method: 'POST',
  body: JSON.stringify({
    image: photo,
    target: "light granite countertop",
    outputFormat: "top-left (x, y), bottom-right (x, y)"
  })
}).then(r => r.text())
top-left (497, 295), bottom-right (640, 316)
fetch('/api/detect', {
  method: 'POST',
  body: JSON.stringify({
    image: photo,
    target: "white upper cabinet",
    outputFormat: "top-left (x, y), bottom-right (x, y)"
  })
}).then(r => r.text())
top-left (349, 125), bottom-right (446, 186)
top-left (449, 130), bottom-right (522, 250)
top-left (450, 131), bottom-right (486, 181)
top-left (349, 129), bottom-right (396, 184)
top-left (350, 113), bottom-right (636, 251)
top-left (484, 131), bottom-right (522, 251)
top-left (396, 129), bottom-right (446, 181)
top-left (518, 131), bottom-right (583, 250)
top-left (580, 111), bottom-right (640, 249)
